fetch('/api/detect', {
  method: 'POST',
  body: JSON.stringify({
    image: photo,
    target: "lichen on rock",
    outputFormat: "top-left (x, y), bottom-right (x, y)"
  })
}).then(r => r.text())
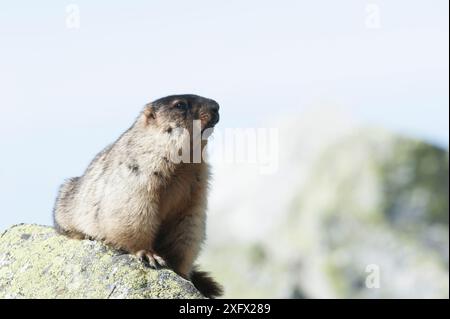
top-left (0, 224), bottom-right (204, 299)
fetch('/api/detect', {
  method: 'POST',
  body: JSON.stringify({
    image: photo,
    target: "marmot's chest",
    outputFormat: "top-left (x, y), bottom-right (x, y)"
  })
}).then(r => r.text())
top-left (157, 165), bottom-right (205, 218)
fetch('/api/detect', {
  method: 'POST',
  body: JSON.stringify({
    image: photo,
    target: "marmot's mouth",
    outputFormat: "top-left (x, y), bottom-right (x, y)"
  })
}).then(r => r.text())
top-left (206, 113), bottom-right (220, 128)
top-left (199, 112), bottom-right (219, 132)
top-left (211, 112), bottom-right (220, 126)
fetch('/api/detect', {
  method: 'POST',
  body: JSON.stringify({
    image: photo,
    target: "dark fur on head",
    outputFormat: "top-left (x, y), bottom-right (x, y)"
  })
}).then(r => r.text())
top-left (144, 94), bottom-right (220, 134)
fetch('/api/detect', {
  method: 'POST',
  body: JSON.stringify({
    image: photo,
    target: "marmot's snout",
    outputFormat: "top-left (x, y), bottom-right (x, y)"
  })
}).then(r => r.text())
top-left (202, 100), bottom-right (220, 129)
top-left (147, 94), bottom-right (220, 133)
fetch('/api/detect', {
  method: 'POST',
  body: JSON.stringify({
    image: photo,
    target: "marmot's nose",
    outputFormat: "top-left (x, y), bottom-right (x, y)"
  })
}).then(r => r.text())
top-left (207, 100), bottom-right (220, 113)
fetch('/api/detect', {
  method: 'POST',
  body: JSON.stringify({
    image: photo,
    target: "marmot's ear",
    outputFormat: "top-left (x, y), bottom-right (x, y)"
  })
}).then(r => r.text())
top-left (143, 104), bottom-right (156, 124)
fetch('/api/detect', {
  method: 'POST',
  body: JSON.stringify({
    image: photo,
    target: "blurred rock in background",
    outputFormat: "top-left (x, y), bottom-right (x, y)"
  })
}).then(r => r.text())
top-left (201, 109), bottom-right (449, 298)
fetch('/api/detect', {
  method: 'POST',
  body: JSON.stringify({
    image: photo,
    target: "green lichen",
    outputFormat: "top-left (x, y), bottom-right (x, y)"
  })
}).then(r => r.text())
top-left (0, 224), bottom-right (204, 299)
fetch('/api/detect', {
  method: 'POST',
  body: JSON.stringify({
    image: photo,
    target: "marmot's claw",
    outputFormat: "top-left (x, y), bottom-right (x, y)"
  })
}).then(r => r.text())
top-left (136, 250), bottom-right (166, 269)
top-left (153, 254), bottom-right (167, 267)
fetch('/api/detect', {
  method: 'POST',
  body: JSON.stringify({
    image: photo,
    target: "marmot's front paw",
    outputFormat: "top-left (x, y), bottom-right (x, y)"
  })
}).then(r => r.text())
top-left (136, 250), bottom-right (166, 269)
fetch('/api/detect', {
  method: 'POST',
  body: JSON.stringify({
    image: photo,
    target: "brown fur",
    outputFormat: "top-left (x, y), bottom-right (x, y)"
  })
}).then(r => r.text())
top-left (53, 94), bottom-right (222, 298)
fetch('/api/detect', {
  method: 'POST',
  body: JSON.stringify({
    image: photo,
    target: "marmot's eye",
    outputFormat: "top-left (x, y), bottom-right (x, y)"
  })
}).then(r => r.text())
top-left (174, 101), bottom-right (188, 110)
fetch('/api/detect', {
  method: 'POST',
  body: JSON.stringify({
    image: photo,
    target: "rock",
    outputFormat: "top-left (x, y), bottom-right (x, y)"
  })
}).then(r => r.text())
top-left (0, 224), bottom-right (204, 299)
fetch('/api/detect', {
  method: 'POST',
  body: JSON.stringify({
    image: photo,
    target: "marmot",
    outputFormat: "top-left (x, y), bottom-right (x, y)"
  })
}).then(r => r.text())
top-left (53, 94), bottom-right (223, 298)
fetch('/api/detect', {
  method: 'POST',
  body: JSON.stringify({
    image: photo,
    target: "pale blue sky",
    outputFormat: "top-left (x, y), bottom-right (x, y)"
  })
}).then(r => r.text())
top-left (0, 1), bottom-right (448, 231)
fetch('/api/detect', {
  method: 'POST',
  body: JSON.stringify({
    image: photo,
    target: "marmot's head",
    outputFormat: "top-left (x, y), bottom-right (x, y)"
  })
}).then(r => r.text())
top-left (143, 94), bottom-right (220, 135)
